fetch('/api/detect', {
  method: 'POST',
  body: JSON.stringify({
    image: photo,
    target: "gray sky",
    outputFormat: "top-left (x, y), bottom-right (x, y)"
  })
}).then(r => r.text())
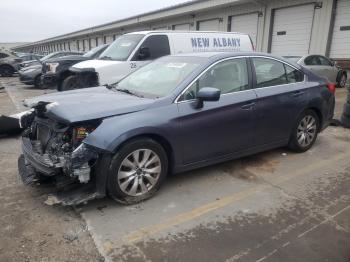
top-left (0, 0), bottom-right (191, 42)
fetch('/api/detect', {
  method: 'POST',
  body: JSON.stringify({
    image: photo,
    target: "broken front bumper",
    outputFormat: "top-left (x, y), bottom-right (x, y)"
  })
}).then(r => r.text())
top-left (18, 137), bottom-right (105, 205)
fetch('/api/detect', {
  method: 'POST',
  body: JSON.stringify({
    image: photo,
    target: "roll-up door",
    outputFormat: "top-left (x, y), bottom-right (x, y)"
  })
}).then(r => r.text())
top-left (330, 0), bottom-right (350, 58)
top-left (173, 23), bottom-right (191, 30)
top-left (230, 13), bottom-right (259, 48)
top-left (197, 19), bottom-right (220, 31)
top-left (271, 4), bottom-right (315, 56)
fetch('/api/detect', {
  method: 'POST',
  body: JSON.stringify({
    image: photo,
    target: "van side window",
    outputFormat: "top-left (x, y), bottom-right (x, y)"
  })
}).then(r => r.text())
top-left (132, 35), bottom-right (170, 61)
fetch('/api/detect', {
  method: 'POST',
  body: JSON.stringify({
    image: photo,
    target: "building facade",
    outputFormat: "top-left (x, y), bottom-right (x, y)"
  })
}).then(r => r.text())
top-left (12, 0), bottom-right (350, 67)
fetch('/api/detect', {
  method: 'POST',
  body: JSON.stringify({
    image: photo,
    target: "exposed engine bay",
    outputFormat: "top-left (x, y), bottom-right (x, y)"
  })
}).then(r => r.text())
top-left (18, 102), bottom-right (103, 205)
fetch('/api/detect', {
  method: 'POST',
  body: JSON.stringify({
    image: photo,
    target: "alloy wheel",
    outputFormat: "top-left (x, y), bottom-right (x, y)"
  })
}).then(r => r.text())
top-left (117, 149), bottom-right (161, 197)
top-left (340, 74), bottom-right (347, 88)
top-left (297, 115), bottom-right (317, 147)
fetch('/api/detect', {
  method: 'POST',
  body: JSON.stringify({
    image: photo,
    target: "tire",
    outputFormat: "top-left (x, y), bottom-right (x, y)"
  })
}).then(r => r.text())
top-left (61, 75), bottom-right (80, 91)
top-left (288, 110), bottom-right (320, 152)
top-left (337, 73), bottom-right (347, 88)
top-left (106, 138), bottom-right (168, 204)
top-left (343, 102), bottom-right (350, 117)
top-left (0, 65), bottom-right (14, 77)
top-left (34, 74), bottom-right (42, 88)
top-left (341, 114), bottom-right (350, 128)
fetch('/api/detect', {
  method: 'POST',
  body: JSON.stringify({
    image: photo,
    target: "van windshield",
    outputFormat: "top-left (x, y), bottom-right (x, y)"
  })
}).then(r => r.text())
top-left (99, 34), bottom-right (144, 61)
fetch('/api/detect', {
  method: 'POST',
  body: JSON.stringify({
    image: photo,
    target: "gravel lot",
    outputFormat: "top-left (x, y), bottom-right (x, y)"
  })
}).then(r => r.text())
top-left (0, 76), bottom-right (349, 262)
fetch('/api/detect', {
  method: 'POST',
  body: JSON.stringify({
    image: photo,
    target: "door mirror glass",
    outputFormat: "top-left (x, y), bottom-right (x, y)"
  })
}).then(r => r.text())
top-left (138, 47), bottom-right (150, 60)
top-left (194, 87), bottom-right (220, 108)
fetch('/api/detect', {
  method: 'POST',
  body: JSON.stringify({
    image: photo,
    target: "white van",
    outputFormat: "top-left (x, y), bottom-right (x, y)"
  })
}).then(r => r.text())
top-left (64, 31), bottom-right (254, 91)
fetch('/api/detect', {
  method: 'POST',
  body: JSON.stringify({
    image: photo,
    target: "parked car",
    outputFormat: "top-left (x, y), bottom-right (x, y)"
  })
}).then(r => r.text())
top-left (42, 44), bottom-right (109, 91)
top-left (19, 51), bottom-right (82, 69)
top-left (0, 50), bottom-right (23, 77)
top-left (18, 52), bottom-right (335, 205)
top-left (68, 31), bottom-right (255, 90)
top-left (18, 51), bottom-right (83, 88)
top-left (18, 64), bottom-right (43, 87)
top-left (284, 54), bottom-right (347, 88)
top-left (17, 53), bottom-right (44, 62)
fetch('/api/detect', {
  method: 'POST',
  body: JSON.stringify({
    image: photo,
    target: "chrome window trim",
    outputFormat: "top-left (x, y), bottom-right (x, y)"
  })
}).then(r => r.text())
top-left (174, 55), bottom-right (306, 104)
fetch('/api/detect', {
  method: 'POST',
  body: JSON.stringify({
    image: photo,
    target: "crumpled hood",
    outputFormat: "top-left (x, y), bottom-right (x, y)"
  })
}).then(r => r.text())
top-left (24, 87), bottom-right (154, 124)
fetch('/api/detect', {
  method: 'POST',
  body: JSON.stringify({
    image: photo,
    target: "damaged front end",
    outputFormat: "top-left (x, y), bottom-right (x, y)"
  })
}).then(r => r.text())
top-left (18, 102), bottom-right (104, 205)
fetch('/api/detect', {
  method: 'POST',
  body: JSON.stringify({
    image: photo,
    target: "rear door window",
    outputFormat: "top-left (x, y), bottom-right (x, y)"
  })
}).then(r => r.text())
top-left (252, 57), bottom-right (303, 88)
top-left (132, 35), bottom-right (170, 61)
top-left (318, 56), bottom-right (332, 66)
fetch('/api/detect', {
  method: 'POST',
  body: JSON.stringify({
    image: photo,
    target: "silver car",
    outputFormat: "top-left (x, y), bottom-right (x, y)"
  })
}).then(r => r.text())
top-left (0, 50), bottom-right (22, 77)
top-left (284, 54), bottom-right (347, 88)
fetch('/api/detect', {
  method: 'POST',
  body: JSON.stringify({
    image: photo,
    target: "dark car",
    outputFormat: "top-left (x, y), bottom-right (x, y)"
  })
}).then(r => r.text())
top-left (18, 52), bottom-right (335, 205)
top-left (18, 51), bottom-right (83, 88)
top-left (19, 51), bottom-right (82, 69)
top-left (41, 44), bottom-right (109, 91)
top-left (0, 50), bottom-right (23, 77)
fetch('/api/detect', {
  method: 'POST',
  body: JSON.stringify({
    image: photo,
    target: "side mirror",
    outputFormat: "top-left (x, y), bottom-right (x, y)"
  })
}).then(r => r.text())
top-left (194, 87), bottom-right (221, 109)
top-left (138, 47), bottom-right (150, 60)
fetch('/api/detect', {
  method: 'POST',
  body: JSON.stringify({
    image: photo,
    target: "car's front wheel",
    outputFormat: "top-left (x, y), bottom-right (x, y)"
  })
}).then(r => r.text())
top-left (107, 138), bottom-right (168, 204)
top-left (288, 110), bottom-right (319, 152)
top-left (0, 65), bottom-right (14, 77)
top-left (61, 75), bottom-right (80, 91)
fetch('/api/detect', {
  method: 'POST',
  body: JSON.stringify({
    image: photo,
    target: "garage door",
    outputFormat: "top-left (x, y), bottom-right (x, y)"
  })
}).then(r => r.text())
top-left (173, 23), bottom-right (191, 30)
top-left (271, 4), bottom-right (315, 56)
top-left (330, 0), bottom-right (350, 58)
top-left (230, 13), bottom-right (259, 49)
top-left (198, 19), bottom-right (220, 31)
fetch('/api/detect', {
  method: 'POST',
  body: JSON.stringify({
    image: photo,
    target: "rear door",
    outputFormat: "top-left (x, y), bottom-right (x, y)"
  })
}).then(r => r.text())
top-left (251, 57), bottom-right (306, 146)
top-left (177, 57), bottom-right (256, 164)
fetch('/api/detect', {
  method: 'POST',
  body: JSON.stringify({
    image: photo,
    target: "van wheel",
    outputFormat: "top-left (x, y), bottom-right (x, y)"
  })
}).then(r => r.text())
top-left (288, 110), bottom-right (319, 152)
top-left (0, 65), bottom-right (14, 77)
top-left (106, 138), bottom-right (168, 205)
top-left (61, 75), bottom-right (80, 91)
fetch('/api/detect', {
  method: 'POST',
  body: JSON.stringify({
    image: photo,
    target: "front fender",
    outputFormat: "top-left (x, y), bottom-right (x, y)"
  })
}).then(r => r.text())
top-left (83, 104), bottom-right (181, 155)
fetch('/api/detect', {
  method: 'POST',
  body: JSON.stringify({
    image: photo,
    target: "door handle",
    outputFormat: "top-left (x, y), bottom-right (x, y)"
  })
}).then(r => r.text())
top-left (291, 91), bottom-right (305, 97)
top-left (241, 102), bottom-right (255, 110)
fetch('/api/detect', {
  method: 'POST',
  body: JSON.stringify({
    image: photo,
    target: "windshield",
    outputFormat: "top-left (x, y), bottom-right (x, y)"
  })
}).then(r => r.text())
top-left (116, 57), bottom-right (203, 98)
top-left (83, 45), bottom-right (105, 58)
top-left (40, 52), bottom-right (58, 62)
top-left (283, 56), bottom-right (302, 63)
top-left (99, 34), bottom-right (144, 61)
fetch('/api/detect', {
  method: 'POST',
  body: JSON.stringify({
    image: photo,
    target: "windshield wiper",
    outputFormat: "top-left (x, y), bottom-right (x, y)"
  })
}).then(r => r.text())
top-left (115, 88), bottom-right (143, 98)
top-left (100, 56), bottom-right (113, 60)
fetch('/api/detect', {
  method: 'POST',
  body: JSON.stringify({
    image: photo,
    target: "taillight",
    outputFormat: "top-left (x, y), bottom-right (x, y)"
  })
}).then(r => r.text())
top-left (327, 82), bottom-right (336, 94)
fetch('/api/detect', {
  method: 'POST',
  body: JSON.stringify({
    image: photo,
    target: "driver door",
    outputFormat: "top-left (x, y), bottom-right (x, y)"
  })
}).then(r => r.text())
top-left (130, 35), bottom-right (171, 71)
top-left (176, 58), bottom-right (257, 164)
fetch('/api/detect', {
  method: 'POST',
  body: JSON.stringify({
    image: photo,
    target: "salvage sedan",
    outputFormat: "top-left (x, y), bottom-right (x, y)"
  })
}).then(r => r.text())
top-left (18, 52), bottom-right (335, 205)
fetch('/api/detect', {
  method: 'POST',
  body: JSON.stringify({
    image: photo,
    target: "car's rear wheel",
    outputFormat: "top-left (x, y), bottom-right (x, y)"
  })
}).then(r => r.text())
top-left (0, 65), bottom-right (14, 77)
top-left (107, 138), bottom-right (168, 204)
top-left (288, 110), bottom-right (319, 152)
top-left (61, 75), bottom-right (80, 91)
top-left (338, 73), bottom-right (347, 88)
